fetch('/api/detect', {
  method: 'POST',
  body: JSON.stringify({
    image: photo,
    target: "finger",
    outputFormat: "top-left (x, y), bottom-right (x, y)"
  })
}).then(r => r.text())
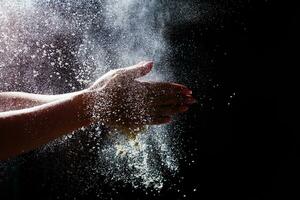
top-left (151, 105), bottom-right (189, 116)
top-left (118, 61), bottom-right (153, 80)
top-left (150, 95), bottom-right (197, 106)
top-left (144, 82), bottom-right (192, 96)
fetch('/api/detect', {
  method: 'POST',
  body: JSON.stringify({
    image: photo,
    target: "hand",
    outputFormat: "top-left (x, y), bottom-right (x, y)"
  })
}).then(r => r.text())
top-left (87, 61), bottom-right (196, 135)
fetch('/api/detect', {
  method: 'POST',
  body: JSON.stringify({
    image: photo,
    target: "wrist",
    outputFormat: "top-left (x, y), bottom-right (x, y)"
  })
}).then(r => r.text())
top-left (76, 88), bottom-right (108, 126)
top-left (72, 89), bottom-right (94, 126)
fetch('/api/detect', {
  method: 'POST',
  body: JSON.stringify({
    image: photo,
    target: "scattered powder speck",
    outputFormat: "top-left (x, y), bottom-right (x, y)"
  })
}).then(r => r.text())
top-left (96, 124), bottom-right (180, 190)
top-left (0, 0), bottom-right (223, 197)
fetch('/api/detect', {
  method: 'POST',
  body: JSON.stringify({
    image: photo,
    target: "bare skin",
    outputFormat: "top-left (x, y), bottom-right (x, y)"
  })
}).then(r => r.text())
top-left (0, 61), bottom-right (196, 160)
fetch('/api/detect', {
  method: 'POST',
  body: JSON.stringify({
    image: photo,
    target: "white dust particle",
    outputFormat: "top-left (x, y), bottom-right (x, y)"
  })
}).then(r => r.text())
top-left (0, 0), bottom-right (187, 192)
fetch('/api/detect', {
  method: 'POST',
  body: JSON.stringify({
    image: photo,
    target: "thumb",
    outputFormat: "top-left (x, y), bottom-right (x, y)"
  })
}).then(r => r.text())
top-left (119, 61), bottom-right (153, 80)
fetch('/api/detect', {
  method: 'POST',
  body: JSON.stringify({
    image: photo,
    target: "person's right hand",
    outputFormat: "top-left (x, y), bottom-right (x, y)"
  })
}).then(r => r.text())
top-left (86, 61), bottom-right (196, 136)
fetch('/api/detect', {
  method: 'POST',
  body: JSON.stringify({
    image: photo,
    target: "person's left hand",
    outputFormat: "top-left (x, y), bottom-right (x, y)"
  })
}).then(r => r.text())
top-left (87, 61), bottom-right (196, 137)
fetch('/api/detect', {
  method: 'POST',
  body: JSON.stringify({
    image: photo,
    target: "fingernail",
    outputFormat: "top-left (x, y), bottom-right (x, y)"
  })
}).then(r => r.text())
top-left (145, 61), bottom-right (153, 69)
top-left (182, 89), bottom-right (192, 95)
top-left (179, 106), bottom-right (189, 112)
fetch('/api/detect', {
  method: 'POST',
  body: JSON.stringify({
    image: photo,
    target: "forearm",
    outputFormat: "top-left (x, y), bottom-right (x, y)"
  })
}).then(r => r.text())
top-left (0, 90), bottom-right (93, 160)
top-left (0, 91), bottom-right (83, 112)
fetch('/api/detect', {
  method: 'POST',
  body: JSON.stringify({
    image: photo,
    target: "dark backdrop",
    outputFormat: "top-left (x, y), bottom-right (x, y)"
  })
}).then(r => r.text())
top-left (172, 1), bottom-right (299, 199)
top-left (0, 0), bottom-right (299, 199)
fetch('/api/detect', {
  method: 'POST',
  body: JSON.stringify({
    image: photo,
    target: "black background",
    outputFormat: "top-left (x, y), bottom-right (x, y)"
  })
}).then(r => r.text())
top-left (163, 1), bottom-right (299, 199)
top-left (1, 0), bottom-right (299, 199)
top-left (176, 1), bottom-right (299, 199)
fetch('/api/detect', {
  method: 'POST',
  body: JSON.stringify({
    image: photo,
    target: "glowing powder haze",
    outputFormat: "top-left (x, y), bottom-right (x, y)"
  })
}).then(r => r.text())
top-left (0, 0), bottom-right (211, 197)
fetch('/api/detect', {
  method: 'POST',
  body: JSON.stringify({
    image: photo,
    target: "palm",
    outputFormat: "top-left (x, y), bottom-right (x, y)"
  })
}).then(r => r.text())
top-left (88, 61), bottom-right (196, 138)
